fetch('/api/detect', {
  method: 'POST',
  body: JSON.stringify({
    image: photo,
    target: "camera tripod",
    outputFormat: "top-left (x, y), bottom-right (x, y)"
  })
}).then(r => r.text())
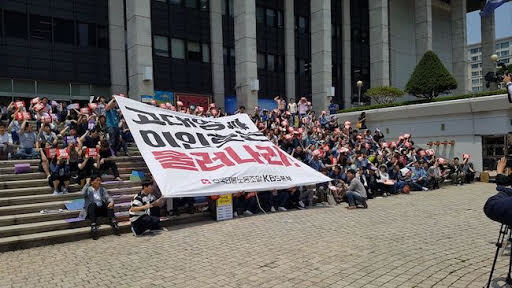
top-left (486, 224), bottom-right (512, 288)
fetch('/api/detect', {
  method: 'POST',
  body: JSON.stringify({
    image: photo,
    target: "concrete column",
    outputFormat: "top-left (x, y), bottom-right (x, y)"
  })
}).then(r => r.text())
top-left (369, 0), bottom-right (390, 87)
top-left (109, 0), bottom-right (127, 95)
top-left (311, 0), bottom-right (332, 111)
top-left (451, 0), bottom-right (468, 95)
top-left (481, 13), bottom-right (496, 91)
top-left (284, 0), bottom-right (296, 102)
top-left (342, 0), bottom-right (352, 109)
top-left (234, 0), bottom-right (258, 111)
top-left (125, 0), bottom-right (154, 100)
top-left (210, 0), bottom-right (225, 107)
top-left (415, 0), bottom-right (433, 62)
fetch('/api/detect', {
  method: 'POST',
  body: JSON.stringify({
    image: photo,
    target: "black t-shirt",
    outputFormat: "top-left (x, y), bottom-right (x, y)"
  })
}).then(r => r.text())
top-left (83, 135), bottom-right (100, 148)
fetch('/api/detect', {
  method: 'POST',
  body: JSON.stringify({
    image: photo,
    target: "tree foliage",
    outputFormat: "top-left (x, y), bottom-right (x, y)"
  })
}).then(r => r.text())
top-left (405, 51), bottom-right (457, 99)
top-left (365, 86), bottom-right (405, 104)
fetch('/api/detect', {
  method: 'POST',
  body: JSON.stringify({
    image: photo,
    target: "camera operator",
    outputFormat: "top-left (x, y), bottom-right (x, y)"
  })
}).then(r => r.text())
top-left (483, 157), bottom-right (512, 226)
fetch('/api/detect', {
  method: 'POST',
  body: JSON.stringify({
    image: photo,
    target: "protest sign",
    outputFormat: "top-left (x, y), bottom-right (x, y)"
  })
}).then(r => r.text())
top-left (15, 112), bottom-right (31, 121)
top-left (115, 96), bottom-right (331, 197)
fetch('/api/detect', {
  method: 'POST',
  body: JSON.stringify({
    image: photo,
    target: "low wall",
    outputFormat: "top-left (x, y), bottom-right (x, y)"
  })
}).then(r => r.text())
top-left (334, 94), bottom-right (512, 171)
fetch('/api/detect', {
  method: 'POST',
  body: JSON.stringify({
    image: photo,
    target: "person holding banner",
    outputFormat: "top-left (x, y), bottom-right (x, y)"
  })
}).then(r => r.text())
top-left (77, 148), bottom-right (96, 187)
top-left (129, 178), bottom-right (165, 236)
top-left (38, 123), bottom-right (59, 148)
top-left (15, 121), bottom-right (39, 159)
top-left (48, 153), bottom-right (71, 195)
top-left (81, 175), bottom-right (120, 240)
top-left (95, 139), bottom-right (122, 181)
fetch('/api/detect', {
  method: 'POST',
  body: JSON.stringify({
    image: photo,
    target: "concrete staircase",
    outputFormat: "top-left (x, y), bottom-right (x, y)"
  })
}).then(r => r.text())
top-left (0, 143), bottom-right (163, 251)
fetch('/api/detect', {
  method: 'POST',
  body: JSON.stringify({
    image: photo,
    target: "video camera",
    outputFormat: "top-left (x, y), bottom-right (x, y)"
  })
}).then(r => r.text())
top-left (484, 61), bottom-right (509, 88)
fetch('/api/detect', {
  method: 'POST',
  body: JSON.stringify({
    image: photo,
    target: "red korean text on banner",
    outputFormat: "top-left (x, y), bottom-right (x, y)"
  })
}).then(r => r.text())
top-left (88, 103), bottom-right (98, 110)
top-left (15, 112), bottom-right (31, 121)
top-left (86, 148), bottom-right (99, 158)
top-left (41, 115), bottom-right (52, 124)
top-left (14, 101), bottom-right (25, 109)
top-left (31, 97), bottom-right (40, 105)
top-left (56, 148), bottom-right (70, 159)
top-left (46, 148), bottom-right (57, 158)
top-left (80, 108), bottom-right (90, 115)
top-left (33, 103), bottom-right (44, 112)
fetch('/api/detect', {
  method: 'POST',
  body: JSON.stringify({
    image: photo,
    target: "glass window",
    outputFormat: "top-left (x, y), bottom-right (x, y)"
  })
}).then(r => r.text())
top-left (202, 43), bottom-right (210, 63)
top-left (257, 53), bottom-right (266, 70)
top-left (471, 56), bottom-right (478, 61)
top-left (472, 79), bottom-right (480, 84)
top-left (0, 79), bottom-right (12, 93)
top-left (30, 15), bottom-right (51, 41)
top-left (230, 48), bottom-right (235, 65)
top-left (496, 44), bottom-right (500, 50)
top-left (501, 50), bottom-right (509, 57)
top-left (298, 16), bottom-right (307, 33)
top-left (170, 0), bottom-right (182, 5)
top-left (154, 35), bottom-right (169, 57)
top-left (200, 0), bottom-right (208, 10)
top-left (277, 11), bottom-right (283, 28)
top-left (299, 59), bottom-right (305, 75)
top-left (53, 18), bottom-right (74, 44)
top-left (267, 54), bottom-right (275, 71)
top-left (503, 58), bottom-right (510, 64)
top-left (223, 47), bottom-right (228, 64)
top-left (77, 23), bottom-right (95, 47)
top-left (171, 38), bottom-right (185, 59)
top-left (185, 0), bottom-right (197, 8)
top-left (502, 42), bottom-right (509, 49)
top-left (472, 87), bottom-right (479, 92)
top-left (229, 0), bottom-right (234, 16)
top-left (5, 11), bottom-right (27, 39)
top-left (92, 86), bottom-right (111, 98)
top-left (470, 48), bottom-right (479, 54)
top-left (472, 71), bottom-right (479, 76)
top-left (38, 81), bottom-right (69, 96)
top-left (98, 25), bottom-right (108, 48)
top-left (221, 0), bottom-right (226, 15)
top-left (256, 7), bottom-right (265, 24)
top-left (71, 84), bottom-right (90, 96)
top-left (154, 0), bottom-right (167, 3)
top-left (13, 80), bottom-right (35, 94)
top-left (266, 9), bottom-right (276, 27)
top-left (187, 41), bottom-right (201, 61)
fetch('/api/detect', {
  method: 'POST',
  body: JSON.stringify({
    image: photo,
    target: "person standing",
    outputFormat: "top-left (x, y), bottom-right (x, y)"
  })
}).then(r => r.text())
top-left (105, 98), bottom-right (121, 155)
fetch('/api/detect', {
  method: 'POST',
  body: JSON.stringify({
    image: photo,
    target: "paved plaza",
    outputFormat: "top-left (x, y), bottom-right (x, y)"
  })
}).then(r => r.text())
top-left (0, 182), bottom-right (509, 288)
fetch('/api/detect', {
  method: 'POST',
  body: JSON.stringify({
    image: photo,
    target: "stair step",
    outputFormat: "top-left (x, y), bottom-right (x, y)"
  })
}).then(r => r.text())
top-left (0, 173), bottom-right (136, 189)
top-left (0, 172), bottom-right (46, 181)
top-left (0, 195), bottom-right (134, 216)
top-left (0, 155), bottom-right (144, 168)
top-left (0, 180), bottom-right (142, 198)
top-left (0, 186), bottom-right (140, 206)
top-left (0, 214), bottom-right (212, 252)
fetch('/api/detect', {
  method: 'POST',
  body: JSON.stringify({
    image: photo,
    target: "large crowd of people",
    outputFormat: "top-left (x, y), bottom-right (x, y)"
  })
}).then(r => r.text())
top-left (0, 95), bottom-right (477, 239)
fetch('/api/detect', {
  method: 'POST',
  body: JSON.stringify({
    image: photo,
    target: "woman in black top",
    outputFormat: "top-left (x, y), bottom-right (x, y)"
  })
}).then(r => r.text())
top-left (95, 139), bottom-right (122, 181)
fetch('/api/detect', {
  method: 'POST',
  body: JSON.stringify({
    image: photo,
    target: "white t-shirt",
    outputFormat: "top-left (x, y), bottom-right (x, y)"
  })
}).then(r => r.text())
top-left (288, 103), bottom-right (297, 114)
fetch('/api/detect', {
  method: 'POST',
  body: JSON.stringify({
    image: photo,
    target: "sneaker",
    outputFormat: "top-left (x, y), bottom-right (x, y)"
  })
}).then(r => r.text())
top-left (53, 190), bottom-right (61, 195)
top-left (298, 201), bottom-right (305, 209)
top-left (114, 177), bottom-right (123, 181)
top-left (278, 206), bottom-right (287, 212)
top-left (362, 200), bottom-right (368, 209)
top-left (111, 221), bottom-right (120, 236)
top-left (270, 206), bottom-right (276, 213)
top-left (422, 187), bottom-right (429, 191)
top-left (233, 211), bottom-right (239, 218)
top-left (91, 224), bottom-right (99, 240)
top-left (244, 210), bottom-right (253, 216)
top-left (61, 188), bottom-right (68, 194)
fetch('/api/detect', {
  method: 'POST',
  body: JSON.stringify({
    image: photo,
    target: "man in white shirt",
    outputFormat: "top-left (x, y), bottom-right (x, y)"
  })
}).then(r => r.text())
top-left (287, 99), bottom-right (297, 125)
top-left (0, 123), bottom-right (12, 160)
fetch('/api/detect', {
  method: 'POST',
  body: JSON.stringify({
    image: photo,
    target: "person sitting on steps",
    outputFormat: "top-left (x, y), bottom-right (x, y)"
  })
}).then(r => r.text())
top-left (81, 174), bottom-right (120, 240)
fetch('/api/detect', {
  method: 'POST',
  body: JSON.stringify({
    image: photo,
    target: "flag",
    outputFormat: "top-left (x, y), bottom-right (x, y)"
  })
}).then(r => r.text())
top-left (480, 0), bottom-right (508, 16)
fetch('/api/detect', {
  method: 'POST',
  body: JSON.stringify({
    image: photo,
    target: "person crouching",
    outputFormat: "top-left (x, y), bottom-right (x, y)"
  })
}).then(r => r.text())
top-left (345, 169), bottom-right (368, 209)
top-left (129, 179), bottom-right (165, 236)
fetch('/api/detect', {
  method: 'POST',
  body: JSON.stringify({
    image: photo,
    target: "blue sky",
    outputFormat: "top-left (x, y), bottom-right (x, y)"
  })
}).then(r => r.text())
top-left (467, 2), bottom-right (512, 44)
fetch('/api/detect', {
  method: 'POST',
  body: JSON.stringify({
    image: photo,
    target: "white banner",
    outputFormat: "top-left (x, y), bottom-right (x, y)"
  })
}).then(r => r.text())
top-left (115, 96), bottom-right (331, 197)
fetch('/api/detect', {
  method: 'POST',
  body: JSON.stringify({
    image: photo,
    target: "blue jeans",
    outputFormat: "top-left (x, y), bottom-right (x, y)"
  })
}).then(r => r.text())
top-left (346, 190), bottom-right (366, 207)
top-left (16, 148), bottom-right (39, 159)
top-left (270, 191), bottom-right (290, 208)
top-left (410, 179), bottom-right (426, 191)
top-left (108, 126), bottom-right (121, 154)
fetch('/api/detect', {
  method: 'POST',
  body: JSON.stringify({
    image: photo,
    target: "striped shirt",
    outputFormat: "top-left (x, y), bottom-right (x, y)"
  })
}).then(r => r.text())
top-left (129, 191), bottom-right (150, 223)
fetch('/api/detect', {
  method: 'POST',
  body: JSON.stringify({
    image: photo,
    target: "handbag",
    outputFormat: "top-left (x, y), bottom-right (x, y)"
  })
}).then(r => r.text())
top-left (356, 122), bottom-right (363, 129)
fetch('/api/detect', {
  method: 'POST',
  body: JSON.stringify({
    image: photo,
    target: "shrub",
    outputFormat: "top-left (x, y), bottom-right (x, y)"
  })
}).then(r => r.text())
top-left (365, 86), bottom-right (405, 104)
top-left (405, 51), bottom-right (457, 99)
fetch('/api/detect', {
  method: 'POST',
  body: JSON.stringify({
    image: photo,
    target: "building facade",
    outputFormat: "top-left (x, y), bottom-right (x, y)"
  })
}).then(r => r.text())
top-left (0, 0), bottom-right (473, 112)
top-left (467, 36), bottom-right (512, 92)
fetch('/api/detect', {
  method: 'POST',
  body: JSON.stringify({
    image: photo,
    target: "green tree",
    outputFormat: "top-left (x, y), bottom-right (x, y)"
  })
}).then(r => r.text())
top-left (405, 51), bottom-right (457, 99)
top-left (497, 63), bottom-right (512, 78)
top-left (365, 86), bottom-right (405, 104)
